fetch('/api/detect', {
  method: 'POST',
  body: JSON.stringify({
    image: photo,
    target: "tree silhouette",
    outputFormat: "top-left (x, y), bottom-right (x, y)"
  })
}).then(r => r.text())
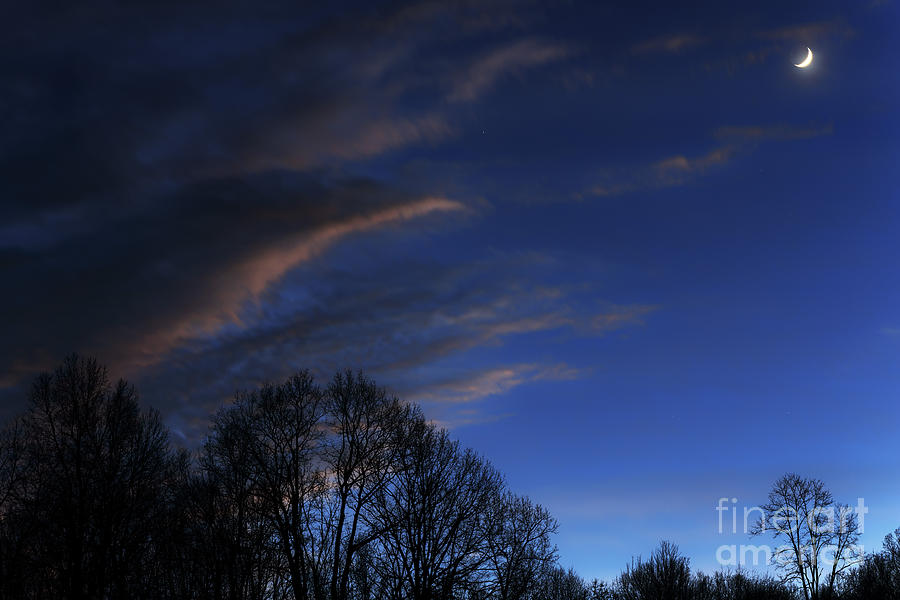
top-left (751, 473), bottom-right (861, 600)
top-left (838, 528), bottom-right (900, 600)
top-left (324, 370), bottom-right (413, 600)
top-left (0, 355), bottom-right (183, 599)
top-left (482, 492), bottom-right (558, 600)
top-left (371, 416), bottom-right (503, 600)
top-left (616, 540), bottom-right (693, 600)
top-left (5, 357), bottom-right (899, 600)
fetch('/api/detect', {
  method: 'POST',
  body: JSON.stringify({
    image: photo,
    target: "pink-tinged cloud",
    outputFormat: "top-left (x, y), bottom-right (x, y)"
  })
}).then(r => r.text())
top-left (407, 362), bottom-right (583, 405)
top-left (127, 248), bottom-right (656, 439)
top-left (239, 197), bottom-right (465, 301)
top-left (124, 197), bottom-right (467, 372)
top-left (238, 113), bottom-right (455, 174)
top-left (449, 38), bottom-right (571, 102)
top-left (586, 121), bottom-right (832, 198)
top-left (585, 146), bottom-right (737, 198)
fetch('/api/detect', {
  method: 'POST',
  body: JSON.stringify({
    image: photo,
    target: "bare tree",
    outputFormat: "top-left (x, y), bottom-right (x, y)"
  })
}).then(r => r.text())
top-left (200, 403), bottom-right (284, 600)
top-left (202, 372), bottom-right (331, 600)
top-left (616, 540), bottom-right (692, 600)
top-left (751, 473), bottom-right (862, 600)
top-left (691, 568), bottom-right (797, 600)
top-left (839, 527), bottom-right (900, 600)
top-left (587, 578), bottom-right (614, 600)
top-left (0, 355), bottom-right (183, 599)
top-left (372, 416), bottom-right (503, 600)
top-left (531, 565), bottom-right (590, 600)
top-left (247, 373), bottom-right (330, 600)
top-left (1, 362), bottom-right (576, 600)
top-left (481, 492), bottom-right (558, 600)
top-left (0, 417), bottom-right (28, 598)
top-left (323, 370), bottom-right (412, 600)
top-left (0, 418), bottom-right (24, 514)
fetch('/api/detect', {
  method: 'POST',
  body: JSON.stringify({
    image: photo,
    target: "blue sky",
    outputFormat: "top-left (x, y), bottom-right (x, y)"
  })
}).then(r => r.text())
top-left (1, 0), bottom-right (899, 583)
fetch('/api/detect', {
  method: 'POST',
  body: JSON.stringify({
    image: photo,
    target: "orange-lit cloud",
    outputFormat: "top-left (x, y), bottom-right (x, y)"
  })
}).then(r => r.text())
top-left (654, 147), bottom-right (735, 175)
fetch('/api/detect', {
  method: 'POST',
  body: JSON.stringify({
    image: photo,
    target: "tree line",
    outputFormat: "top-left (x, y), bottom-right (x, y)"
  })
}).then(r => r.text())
top-left (1, 355), bottom-right (899, 600)
top-left (0, 356), bottom-right (560, 600)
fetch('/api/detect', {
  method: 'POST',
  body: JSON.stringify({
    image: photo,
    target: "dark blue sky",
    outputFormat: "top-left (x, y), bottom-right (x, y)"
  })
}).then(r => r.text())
top-left (2, 0), bottom-right (898, 581)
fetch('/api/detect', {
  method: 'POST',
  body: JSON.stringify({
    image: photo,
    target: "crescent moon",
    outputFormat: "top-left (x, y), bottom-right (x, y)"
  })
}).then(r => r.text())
top-left (794, 47), bottom-right (813, 68)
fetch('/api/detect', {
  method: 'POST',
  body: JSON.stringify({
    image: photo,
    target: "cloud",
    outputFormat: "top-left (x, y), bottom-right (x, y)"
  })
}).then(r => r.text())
top-left (585, 182), bottom-right (639, 199)
top-left (591, 305), bottom-right (659, 332)
top-left (428, 411), bottom-right (514, 429)
top-left (405, 363), bottom-right (583, 405)
top-left (585, 145), bottom-right (738, 198)
top-left (0, 0), bottom-right (565, 207)
top-left (699, 19), bottom-right (854, 74)
top-left (0, 0), bottom-right (648, 439)
top-left (756, 20), bottom-right (855, 43)
top-left (584, 122), bottom-right (833, 198)
top-left (0, 0), bottom-right (580, 414)
top-left (714, 123), bottom-right (834, 141)
top-left (654, 147), bottom-right (735, 175)
top-left (235, 197), bottom-right (465, 308)
top-left (631, 33), bottom-right (705, 55)
top-left (134, 194), bottom-right (467, 371)
top-left (236, 114), bottom-right (457, 174)
top-left (448, 38), bottom-right (571, 102)
top-left (118, 252), bottom-right (653, 442)
top-left (0, 172), bottom-right (469, 409)
top-left (629, 20), bottom-right (850, 71)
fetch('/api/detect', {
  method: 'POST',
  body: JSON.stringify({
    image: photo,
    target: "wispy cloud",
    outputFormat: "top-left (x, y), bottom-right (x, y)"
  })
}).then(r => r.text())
top-left (714, 123), bottom-right (834, 141)
top-left (654, 147), bottom-right (736, 175)
top-left (585, 146), bottom-right (737, 198)
top-left (0, 0), bottom-right (586, 424)
top-left (631, 33), bottom-right (706, 55)
top-left (238, 114), bottom-right (457, 174)
top-left (0, 172), bottom-right (470, 402)
top-left (382, 362), bottom-right (584, 429)
top-left (756, 20), bottom-right (855, 42)
top-left (591, 305), bottom-right (659, 332)
top-left (584, 122), bottom-right (833, 198)
top-left (705, 19), bottom-right (854, 74)
top-left (406, 363), bottom-right (583, 405)
top-left (121, 251), bottom-right (653, 441)
top-left (134, 195), bottom-right (467, 371)
top-left (448, 38), bottom-right (572, 102)
top-left (0, 0), bottom-right (651, 439)
top-left (631, 19), bottom-right (853, 75)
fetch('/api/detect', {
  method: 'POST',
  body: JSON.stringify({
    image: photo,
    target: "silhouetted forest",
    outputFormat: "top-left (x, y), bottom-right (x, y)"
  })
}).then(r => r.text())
top-left (1, 356), bottom-right (898, 600)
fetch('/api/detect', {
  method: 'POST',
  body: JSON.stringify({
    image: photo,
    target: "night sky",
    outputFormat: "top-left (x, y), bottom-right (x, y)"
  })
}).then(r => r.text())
top-left (2, 0), bottom-right (899, 582)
